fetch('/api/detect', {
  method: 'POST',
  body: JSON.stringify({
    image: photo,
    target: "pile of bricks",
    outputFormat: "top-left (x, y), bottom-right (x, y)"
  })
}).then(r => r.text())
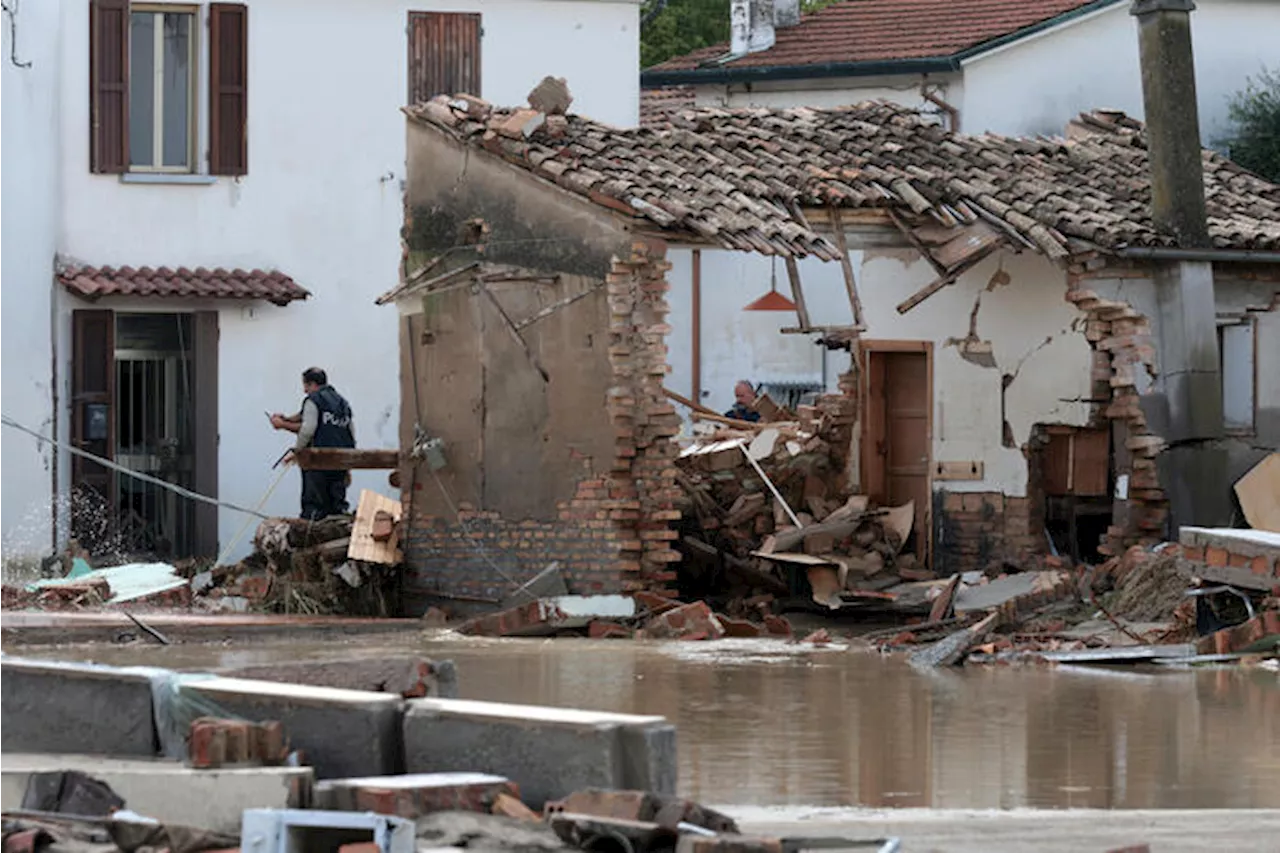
top-left (1064, 281), bottom-right (1167, 555)
top-left (188, 717), bottom-right (289, 769)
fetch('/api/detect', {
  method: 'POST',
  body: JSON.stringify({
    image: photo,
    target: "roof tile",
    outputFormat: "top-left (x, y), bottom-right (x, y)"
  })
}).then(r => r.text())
top-left (58, 266), bottom-right (310, 306)
top-left (406, 97), bottom-right (1280, 259)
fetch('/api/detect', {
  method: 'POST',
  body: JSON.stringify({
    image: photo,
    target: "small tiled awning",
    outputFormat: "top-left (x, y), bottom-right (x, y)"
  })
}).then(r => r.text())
top-left (58, 265), bottom-right (310, 306)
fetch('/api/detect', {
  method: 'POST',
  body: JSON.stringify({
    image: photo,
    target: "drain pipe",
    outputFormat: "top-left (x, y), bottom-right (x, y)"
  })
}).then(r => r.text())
top-left (1116, 246), bottom-right (1280, 264)
top-left (920, 84), bottom-right (960, 132)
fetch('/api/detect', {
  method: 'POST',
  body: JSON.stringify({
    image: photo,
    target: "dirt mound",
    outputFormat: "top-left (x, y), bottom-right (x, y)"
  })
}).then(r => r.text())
top-left (1109, 550), bottom-right (1191, 622)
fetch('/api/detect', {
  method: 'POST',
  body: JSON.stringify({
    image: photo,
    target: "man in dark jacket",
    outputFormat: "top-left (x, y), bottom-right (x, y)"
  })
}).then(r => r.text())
top-left (724, 379), bottom-right (762, 423)
top-left (270, 367), bottom-right (356, 519)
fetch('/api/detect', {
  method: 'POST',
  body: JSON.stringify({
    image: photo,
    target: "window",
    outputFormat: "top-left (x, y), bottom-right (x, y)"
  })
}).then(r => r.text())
top-left (407, 11), bottom-right (481, 105)
top-left (1218, 318), bottom-right (1256, 434)
top-left (90, 1), bottom-right (248, 176)
top-left (129, 6), bottom-right (196, 171)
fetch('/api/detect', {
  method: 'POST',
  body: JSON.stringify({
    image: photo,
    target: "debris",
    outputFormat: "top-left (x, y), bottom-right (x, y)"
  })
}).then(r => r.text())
top-left (125, 611), bottom-right (171, 645)
top-left (494, 792), bottom-right (543, 822)
top-left (422, 607), bottom-right (450, 627)
top-left (543, 789), bottom-right (738, 834)
top-left (640, 601), bottom-right (725, 641)
top-left (459, 596), bottom-right (637, 638)
top-left (26, 562), bottom-right (188, 607)
top-left (21, 770), bottom-right (125, 816)
top-left (349, 489), bottom-right (403, 565)
top-left (908, 611), bottom-right (1000, 667)
top-left (527, 76), bottom-right (573, 116)
top-left (1234, 452), bottom-right (1280, 533)
top-left (928, 573), bottom-right (962, 622)
top-left (1107, 551), bottom-right (1191, 623)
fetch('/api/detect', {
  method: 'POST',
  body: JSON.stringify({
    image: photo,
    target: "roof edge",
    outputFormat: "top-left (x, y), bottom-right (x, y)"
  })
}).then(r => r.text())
top-left (641, 57), bottom-right (958, 87)
top-left (641, 0), bottom-right (1124, 87)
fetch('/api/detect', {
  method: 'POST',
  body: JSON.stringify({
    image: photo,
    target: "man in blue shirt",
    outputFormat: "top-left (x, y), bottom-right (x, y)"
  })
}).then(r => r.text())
top-left (724, 379), bottom-right (761, 423)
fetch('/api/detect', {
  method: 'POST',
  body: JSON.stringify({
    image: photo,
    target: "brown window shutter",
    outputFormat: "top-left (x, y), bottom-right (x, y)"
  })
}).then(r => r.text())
top-left (70, 309), bottom-right (116, 542)
top-left (407, 12), bottom-right (481, 105)
top-left (210, 3), bottom-right (248, 175)
top-left (89, 0), bottom-right (129, 173)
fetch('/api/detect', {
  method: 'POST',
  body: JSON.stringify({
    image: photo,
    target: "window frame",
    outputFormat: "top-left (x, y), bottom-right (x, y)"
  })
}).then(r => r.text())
top-left (1217, 315), bottom-right (1258, 437)
top-left (127, 3), bottom-right (200, 174)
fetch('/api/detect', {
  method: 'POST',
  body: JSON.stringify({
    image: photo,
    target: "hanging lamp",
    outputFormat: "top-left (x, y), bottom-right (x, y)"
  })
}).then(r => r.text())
top-left (743, 257), bottom-right (798, 312)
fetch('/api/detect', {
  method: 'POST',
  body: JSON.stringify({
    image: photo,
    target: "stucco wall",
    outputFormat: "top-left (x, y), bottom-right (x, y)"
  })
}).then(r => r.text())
top-left (2, 0), bottom-right (62, 564)
top-left (3, 0), bottom-right (639, 562)
top-left (961, 0), bottom-right (1280, 140)
top-left (666, 245), bottom-right (1094, 498)
top-left (693, 74), bottom-right (962, 120)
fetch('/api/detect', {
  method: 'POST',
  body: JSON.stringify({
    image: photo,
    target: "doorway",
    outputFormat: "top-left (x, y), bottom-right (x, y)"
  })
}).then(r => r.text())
top-left (862, 342), bottom-right (932, 565)
top-left (70, 310), bottom-right (218, 560)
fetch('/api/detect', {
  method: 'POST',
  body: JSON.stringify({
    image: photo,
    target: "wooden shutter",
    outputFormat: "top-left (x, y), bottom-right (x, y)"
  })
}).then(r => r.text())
top-left (210, 3), bottom-right (248, 175)
top-left (71, 310), bottom-right (116, 541)
top-left (89, 0), bottom-right (129, 173)
top-left (192, 312), bottom-right (220, 556)
top-left (407, 12), bottom-right (481, 105)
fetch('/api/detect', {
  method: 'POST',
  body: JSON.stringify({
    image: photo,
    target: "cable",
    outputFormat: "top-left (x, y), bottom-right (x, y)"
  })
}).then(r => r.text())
top-left (2, 414), bottom-right (271, 519)
top-left (426, 466), bottom-right (527, 594)
top-left (214, 465), bottom-right (290, 566)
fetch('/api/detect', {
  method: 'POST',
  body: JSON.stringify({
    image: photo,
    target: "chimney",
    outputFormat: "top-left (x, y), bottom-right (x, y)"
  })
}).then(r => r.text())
top-left (1131, 0), bottom-right (1209, 248)
top-left (730, 0), bottom-right (776, 56)
top-left (773, 0), bottom-right (801, 28)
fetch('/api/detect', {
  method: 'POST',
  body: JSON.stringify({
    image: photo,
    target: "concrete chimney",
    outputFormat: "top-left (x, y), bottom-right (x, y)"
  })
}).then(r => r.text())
top-left (730, 0), bottom-right (776, 56)
top-left (1131, 0), bottom-right (1209, 248)
top-left (773, 0), bottom-right (801, 28)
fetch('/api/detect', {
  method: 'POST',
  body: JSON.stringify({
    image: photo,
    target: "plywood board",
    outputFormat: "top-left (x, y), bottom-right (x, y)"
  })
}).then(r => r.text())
top-left (348, 489), bottom-right (404, 565)
top-left (1235, 453), bottom-right (1280, 533)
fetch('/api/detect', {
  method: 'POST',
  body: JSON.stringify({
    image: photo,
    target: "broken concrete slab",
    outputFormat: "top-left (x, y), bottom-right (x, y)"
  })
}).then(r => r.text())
top-left (0, 753), bottom-right (312, 835)
top-left (403, 698), bottom-right (675, 808)
top-left (953, 571), bottom-right (1072, 615)
top-left (317, 772), bottom-right (517, 817)
top-left (459, 595), bottom-right (636, 637)
top-left (0, 657), bottom-right (158, 756)
top-left (241, 808), bottom-right (415, 853)
top-left (180, 677), bottom-right (403, 779)
top-left (217, 656), bottom-right (458, 699)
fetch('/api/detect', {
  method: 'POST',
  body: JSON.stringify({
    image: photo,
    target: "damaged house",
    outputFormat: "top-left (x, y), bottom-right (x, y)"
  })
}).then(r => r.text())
top-left (390, 31), bottom-right (1278, 615)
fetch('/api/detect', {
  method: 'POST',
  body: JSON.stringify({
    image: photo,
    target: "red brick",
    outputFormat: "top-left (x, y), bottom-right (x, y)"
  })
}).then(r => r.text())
top-left (641, 601), bottom-right (725, 641)
top-left (718, 615), bottom-right (763, 638)
top-left (189, 719), bottom-right (227, 769)
top-left (1195, 610), bottom-right (1280, 656)
top-left (1182, 545), bottom-right (1206, 561)
top-left (1205, 546), bottom-right (1229, 567)
top-left (1250, 555), bottom-right (1272, 576)
top-left (1228, 552), bottom-right (1251, 569)
top-left (588, 621), bottom-right (633, 639)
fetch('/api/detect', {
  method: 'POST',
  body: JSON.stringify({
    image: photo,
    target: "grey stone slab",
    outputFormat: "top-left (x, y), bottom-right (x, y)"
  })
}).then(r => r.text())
top-left (182, 677), bottom-right (403, 780)
top-left (0, 657), bottom-right (158, 756)
top-left (953, 574), bottom-right (1040, 613)
top-left (404, 698), bottom-right (674, 808)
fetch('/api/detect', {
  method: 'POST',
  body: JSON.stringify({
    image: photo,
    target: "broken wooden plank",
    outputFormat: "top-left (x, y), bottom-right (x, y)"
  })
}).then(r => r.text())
top-left (783, 255), bottom-right (812, 329)
top-left (662, 386), bottom-right (720, 418)
top-left (827, 206), bottom-right (866, 328)
top-left (895, 269), bottom-right (961, 314)
top-left (347, 489), bottom-right (403, 565)
top-left (908, 610), bottom-right (1001, 667)
top-left (512, 280), bottom-right (600, 331)
top-left (928, 573), bottom-right (962, 623)
top-left (295, 449), bottom-right (399, 470)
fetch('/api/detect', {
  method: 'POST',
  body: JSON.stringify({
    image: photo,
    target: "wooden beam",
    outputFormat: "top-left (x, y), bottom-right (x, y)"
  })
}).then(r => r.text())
top-left (295, 448), bottom-right (399, 470)
top-left (783, 255), bottom-right (811, 329)
top-left (827, 206), bottom-right (867, 329)
top-left (895, 270), bottom-right (960, 315)
top-left (780, 325), bottom-right (860, 335)
top-left (663, 386), bottom-right (719, 417)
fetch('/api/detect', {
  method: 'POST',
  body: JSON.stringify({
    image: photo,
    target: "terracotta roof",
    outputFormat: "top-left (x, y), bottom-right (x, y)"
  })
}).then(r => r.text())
top-left (648, 0), bottom-right (1113, 75)
top-left (406, 96), bottom-right (1280, 261)
top-left (58, 265), bottom-right (310, 306)
top-left (640, 86), bottom-right (697, 128)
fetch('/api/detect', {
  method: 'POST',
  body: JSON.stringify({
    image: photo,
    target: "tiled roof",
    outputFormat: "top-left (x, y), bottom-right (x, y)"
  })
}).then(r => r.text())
top-left (406, 96), bottom-right (1280, 260)
top-left (649, 0), bottom-right (1112, 74)
top-left (58, 265), bottom-right (310, 305)
top-left (640, 86), bottom-right (697, 128)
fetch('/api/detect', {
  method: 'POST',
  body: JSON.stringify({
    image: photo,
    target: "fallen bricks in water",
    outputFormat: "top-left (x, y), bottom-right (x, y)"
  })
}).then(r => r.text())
top-left (638, 601), bottom-right (725, 641)
top-left (1195, 609), bottom-right (1280, 656)
top-left (458, 595), bottom-right (637, 638)
top-left (544, 788), bottom-right (738, 833)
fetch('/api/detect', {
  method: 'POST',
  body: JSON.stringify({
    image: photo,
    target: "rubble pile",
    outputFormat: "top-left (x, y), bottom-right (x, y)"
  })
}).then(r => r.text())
top-left (672, 386), bottom-right (928, 615)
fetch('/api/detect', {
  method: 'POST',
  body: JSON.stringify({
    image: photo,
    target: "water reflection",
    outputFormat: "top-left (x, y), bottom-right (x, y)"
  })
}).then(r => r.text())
top-left (28, 636), bottom-right (1280, 809)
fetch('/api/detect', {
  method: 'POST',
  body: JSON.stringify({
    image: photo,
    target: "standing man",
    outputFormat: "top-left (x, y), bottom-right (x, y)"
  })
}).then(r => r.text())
top-left (725, 379), bottom-right (761, 423)
top-left (270, 367), bottom-right (356, 520)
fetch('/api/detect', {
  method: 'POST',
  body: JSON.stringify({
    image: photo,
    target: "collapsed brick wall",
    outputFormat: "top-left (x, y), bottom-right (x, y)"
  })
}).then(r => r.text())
top-left (1064, 278), bottom-right (1168, 555)
top-left (402, 241), bottom-right (681, 613)
top-left (934, 492), bottom-right (1034, 575)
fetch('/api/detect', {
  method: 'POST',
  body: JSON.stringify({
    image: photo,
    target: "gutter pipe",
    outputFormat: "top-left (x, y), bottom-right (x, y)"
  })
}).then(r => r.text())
top-left (1115, 247), bottom-right (1280, 264)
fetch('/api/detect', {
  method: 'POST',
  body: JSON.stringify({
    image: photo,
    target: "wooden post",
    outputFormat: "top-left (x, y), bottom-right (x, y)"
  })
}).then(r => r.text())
top-left (827, 207), bottom-right (866, 328)
top-left (692, 248), bottom-right (702, 404)
top-left (783, 255), bottom-right (811, 330)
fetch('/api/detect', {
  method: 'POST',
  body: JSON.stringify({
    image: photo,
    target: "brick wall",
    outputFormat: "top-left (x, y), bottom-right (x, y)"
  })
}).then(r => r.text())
top-left (934, 491), bottom-right (1035, 575)
top-left (402, 241), bottom-right (682, 614)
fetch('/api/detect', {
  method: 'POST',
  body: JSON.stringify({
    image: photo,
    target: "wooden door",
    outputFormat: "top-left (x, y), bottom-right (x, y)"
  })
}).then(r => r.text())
top-left (864, 346), bottom-right (931, 563)
top-left (71, 310), bottom-right (115, 544)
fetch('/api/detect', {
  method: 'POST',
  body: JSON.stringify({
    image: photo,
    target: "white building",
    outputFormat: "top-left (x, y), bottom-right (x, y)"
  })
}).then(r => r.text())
top-left (1, 0), bottom-right (640, 566)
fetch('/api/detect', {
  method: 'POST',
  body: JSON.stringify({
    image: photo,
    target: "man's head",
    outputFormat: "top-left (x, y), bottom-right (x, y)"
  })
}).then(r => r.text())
top-left (302, 367), bottom-right (328, 394)
top-left (734, 380), bottom-right (755, 407)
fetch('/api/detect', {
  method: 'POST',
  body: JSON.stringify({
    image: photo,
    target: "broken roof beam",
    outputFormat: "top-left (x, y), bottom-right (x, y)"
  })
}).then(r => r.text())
top-left (783, 255), bottom-right (812, 329)
top-left (295, 449), bottom-right (400, 470)
top-left (826, 206), bottom-right (867, 329)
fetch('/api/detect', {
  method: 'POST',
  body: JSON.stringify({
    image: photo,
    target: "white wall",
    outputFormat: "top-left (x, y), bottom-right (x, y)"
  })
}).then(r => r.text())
top-left (668, 244), bottom-right (1094, 497)
top-left (694, 74), bottom-right (962, 120)
top-left (3, 0), bottom-right (639, 563)
top-left (961, 0), bottom-right (1280, 141)
top-left (1, 0), bottom-right (62, 567)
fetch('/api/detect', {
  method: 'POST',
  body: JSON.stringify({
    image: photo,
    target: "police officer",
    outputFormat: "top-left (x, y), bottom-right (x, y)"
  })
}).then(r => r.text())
top-left (270, 367), bottom-right (356, 519)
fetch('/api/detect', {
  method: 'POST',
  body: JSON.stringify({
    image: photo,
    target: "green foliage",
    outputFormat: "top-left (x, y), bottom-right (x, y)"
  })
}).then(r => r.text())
top-left (1220, 67), bottom-right (1280, 182)
top-left (640, 0), bottom-right (843, 69)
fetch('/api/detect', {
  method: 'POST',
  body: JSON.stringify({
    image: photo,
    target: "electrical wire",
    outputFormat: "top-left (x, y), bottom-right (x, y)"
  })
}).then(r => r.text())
top-left (2, 414), bottom-right (272, 519)
top-left (426, 466), bottom-right (526, 593)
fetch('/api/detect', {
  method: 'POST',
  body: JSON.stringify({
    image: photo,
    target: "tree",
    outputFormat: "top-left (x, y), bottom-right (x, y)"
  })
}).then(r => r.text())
top-left (1220, 68), bottom-right (1280, 182)
top-left (640, 0), bottom-right (840, 69)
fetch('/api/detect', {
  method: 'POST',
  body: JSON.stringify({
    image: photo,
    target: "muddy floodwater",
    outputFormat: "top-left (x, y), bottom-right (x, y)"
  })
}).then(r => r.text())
top-left (26, 633), bottom-right (1280, 810)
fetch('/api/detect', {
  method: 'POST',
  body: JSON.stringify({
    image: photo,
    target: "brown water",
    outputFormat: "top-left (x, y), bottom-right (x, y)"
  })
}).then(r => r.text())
top-left (28, 634), bottom-right (1280, 810)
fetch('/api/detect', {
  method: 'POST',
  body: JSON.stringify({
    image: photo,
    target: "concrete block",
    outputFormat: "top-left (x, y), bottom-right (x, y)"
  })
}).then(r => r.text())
top-left (218, 656), bottom-right (459, 699)
top-left (0, 753), bottom-right (313, 835)
top-left (0, 657), bottom-right (157, 756)
top-left (181, 677), bottom-right (403, 779)
top-left (404, 699), bottom-right (676, 807)
top-left (241, 808), bottom-right (415, 853)
top-left (317, 772), bottom-right (517, 817)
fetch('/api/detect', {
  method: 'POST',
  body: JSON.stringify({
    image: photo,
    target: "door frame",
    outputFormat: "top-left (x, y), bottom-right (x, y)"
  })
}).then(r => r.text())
top-left (858, 339), bottom-right (934, 568)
